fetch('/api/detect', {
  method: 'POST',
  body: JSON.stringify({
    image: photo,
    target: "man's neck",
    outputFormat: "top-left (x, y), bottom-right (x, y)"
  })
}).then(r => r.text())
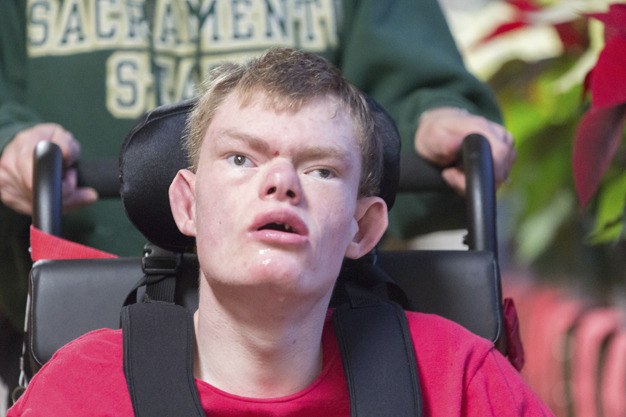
top-left (193, 277), bottom-right (331, 398)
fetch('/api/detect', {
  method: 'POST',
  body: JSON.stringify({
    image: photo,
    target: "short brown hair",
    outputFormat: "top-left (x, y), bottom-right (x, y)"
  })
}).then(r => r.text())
top-left (185, 47), bottom-right (383, 198)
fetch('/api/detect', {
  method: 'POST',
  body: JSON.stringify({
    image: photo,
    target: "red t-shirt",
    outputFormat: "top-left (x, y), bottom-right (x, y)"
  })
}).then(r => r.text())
top-left (8, 311), bottom-right (554, 416)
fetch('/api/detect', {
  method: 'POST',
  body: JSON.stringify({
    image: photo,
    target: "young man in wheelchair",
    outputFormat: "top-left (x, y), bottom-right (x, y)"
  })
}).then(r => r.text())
top-left (8, 48), bottom-right (553, 416)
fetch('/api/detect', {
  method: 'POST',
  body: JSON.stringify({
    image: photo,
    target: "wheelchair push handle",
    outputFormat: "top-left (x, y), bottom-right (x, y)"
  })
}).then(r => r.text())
top-left (397, 134), bottom-right (498, 254)
top-left (75, 159), bottom-right (120, 198)
top-left (462, 134), bottom-right (497, 255)
top-left (397, 151), bottom-right (447, 192)
top-left (33, 141), bottom-right (63, 236)
top-left (34, 134), bottom-right (498, 254)
top-left (32, 141), bottom-right (120, 235)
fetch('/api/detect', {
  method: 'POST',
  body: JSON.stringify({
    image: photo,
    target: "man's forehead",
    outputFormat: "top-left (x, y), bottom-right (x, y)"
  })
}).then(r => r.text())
top-left (200, 92), bottom-right (359, 166)
top-left (207, 90), bottom-right (355, 140)
top-left (231, 88), bottom-right (345, 115)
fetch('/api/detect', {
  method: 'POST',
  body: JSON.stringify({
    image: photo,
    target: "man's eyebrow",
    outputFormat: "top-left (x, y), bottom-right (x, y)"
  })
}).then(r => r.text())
top-left (295, 144), bottom-right (354, 167)
top-left (214, 129), bottom-right (271, 154)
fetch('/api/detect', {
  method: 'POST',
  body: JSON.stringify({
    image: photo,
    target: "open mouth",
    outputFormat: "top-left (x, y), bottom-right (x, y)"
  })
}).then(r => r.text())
top-left (260, 223), bottom-right (297, 233)
top-left (251, 211), bottom-right (308, 238)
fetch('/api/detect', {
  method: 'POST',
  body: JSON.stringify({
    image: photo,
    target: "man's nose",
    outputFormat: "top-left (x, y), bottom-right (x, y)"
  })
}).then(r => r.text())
top-left (260, 161), bottom-right (302, 203)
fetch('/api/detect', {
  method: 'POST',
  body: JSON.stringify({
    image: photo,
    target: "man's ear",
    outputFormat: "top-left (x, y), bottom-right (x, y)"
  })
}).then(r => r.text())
top-left (345, 196), bottom-right (388, 259)
top-left (169, 169), bottom-right (197, 237)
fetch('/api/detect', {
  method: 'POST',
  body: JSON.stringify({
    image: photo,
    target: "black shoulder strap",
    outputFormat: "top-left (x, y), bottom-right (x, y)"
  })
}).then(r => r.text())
top-left (122, 294), bottom-right (422, 417)
top-left (333, 284), bottom-right (423, 417)
top-left (121, 302), bottom-right (205, 417)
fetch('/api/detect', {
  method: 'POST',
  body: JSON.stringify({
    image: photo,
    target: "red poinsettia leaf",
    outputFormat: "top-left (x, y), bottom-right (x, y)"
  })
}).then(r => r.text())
top-left (507, 0), bottom-right (540, 12)
top-left (554, 20), bottom-right (589, 52)
top-left (586, 4), bottom-right (626, 41)
top-left (588, 36), bottom-right (626, 109)
top-left (476, 0), bottom-right (539, 45)
top-left (573, 104), bottom-right (626, 208)
top-left (478, 21), bottom-right (530, 45)
top-left (582, 69), bottom-right (592, 99)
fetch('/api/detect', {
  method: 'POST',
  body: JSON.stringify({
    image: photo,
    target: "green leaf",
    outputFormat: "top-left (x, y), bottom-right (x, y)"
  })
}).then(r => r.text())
top-left (588, 172), bottom-right (626, 243)
top-left (515, 190), bottom-right (575, 264)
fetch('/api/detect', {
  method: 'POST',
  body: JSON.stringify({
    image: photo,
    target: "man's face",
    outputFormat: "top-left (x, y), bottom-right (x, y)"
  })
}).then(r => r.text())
top-left (185, 92), bottom-right (365, 301)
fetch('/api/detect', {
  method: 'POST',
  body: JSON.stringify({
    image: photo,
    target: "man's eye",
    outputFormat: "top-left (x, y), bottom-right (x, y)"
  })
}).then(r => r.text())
top-left (309, 168), bottom-right (334, 179)
top-left (227, 154), bottom-right (253, 167)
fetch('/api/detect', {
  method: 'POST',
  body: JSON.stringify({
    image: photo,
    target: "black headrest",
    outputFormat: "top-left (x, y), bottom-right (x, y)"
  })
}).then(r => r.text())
top-left (120, 98), bottom-right (400, 252)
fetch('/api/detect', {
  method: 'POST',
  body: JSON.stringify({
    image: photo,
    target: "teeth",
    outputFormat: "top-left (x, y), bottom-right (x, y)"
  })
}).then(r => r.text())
top-left (261, 223), bottom-right (295, 233)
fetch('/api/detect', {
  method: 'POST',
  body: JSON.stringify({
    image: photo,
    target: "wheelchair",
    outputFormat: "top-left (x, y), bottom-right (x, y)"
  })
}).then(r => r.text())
top-left (21, 98), bottom-right (519, 400)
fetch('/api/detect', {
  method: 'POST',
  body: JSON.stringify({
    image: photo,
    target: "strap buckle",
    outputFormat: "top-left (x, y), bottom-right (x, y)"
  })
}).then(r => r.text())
top-left (142, 243), bottom-right (181, 275)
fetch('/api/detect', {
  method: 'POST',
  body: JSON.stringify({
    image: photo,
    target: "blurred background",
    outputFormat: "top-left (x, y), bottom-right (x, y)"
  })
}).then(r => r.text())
top-left (438, 0), bottom-right (626, 415)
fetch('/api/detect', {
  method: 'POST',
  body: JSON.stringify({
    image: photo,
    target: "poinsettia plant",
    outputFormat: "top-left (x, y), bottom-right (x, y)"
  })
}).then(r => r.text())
top-left (573, 3), bottom-right (626, 243)
top-left (450, 0), bottom-right (624, 268)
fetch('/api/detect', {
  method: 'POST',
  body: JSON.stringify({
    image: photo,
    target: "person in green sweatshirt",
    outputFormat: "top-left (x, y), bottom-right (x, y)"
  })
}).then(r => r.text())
top-left (0, 0), bottom-right (515, 406)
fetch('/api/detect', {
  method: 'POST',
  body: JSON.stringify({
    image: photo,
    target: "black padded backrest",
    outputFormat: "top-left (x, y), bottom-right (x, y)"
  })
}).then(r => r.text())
top-left (377, 250), bottom-right (502, 342)
top-left (119, 99), bottom-right (197, 253)
top-left (27, 250), bottom-right (500, 375)
top-left (27, 256), bottom-right (199, 374)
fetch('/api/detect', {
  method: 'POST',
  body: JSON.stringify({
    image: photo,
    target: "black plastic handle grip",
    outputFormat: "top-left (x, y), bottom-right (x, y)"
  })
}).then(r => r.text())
top-left (462, 134), bottom-right (497, 255)
top-left (32, 143), bottom-right (120, 235)
top-left (32, 141), bottom-right (63, 236)
top-left (397, 134), bottom-right (497, 253)
top-left (76, 159), bottom-right (120, 199)
top-left (397, 151), bottom-right (447, 192)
